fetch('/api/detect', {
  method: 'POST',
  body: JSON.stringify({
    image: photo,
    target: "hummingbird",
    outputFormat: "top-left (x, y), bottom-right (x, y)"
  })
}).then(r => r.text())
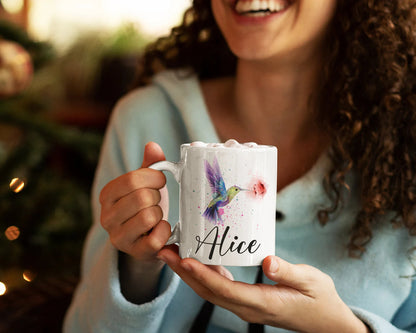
top-left (203, 157), bottom-right (246, 225)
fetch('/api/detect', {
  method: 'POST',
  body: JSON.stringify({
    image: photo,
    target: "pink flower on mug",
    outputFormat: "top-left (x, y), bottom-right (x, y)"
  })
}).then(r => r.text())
top-left (247, 178), bottom-right (268, 199)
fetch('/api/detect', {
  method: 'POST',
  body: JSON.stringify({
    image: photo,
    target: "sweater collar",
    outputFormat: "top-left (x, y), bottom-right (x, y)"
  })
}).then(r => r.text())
top-left (153, 70), bottom-right (220, 143)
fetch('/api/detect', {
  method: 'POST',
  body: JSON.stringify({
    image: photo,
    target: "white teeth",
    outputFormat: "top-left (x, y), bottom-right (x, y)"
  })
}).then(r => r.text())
top-left (248, 11), bottom-right (267, 17)
top-left (235, 0), bottom-right (288, 15)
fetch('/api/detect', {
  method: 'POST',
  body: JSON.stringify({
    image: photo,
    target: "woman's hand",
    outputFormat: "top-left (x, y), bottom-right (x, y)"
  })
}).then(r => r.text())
top-left (100, 142), bottom-right (172, 303)
top-left (157, 247), bottom-right (370, 333)
top-left (100, 142), bottom-right (171, 262)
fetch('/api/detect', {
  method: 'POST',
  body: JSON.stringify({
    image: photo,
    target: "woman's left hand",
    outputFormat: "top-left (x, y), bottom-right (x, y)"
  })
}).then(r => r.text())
top-left (157, 247), bottom-right (370, 333)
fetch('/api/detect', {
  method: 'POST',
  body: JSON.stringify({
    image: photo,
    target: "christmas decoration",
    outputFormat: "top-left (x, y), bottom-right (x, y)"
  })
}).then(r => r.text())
top-left (0, 20), bottom-right (149, 332)
top-left (0, 20), bottom-right (54, 69)
top-left (0, 21), bottom-right (102, 296)
top-left (0, 39), bottom-right (33, 97)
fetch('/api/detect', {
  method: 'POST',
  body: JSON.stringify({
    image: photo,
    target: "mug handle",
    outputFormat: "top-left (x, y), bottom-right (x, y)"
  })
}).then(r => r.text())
top-left (149, 160), bottom-right (183, 245)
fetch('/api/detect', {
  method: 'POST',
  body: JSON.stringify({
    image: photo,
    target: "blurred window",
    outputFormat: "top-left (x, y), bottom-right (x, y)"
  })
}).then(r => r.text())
top-left (27, 0), bottom-right (190, 50)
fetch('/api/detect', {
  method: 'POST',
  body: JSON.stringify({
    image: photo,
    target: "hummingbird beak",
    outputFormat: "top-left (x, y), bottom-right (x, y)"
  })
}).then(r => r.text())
top-left (241, 188), bottom-right (250, 191)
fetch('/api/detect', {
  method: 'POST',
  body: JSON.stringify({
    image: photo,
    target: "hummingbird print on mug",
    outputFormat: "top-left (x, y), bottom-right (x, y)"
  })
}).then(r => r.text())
top-left (203, 157), bottom-right (248, 224)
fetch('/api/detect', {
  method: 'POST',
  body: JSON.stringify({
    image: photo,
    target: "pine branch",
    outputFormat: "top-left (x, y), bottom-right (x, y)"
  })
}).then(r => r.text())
top-left (0, 102), bottom-right (103, 163)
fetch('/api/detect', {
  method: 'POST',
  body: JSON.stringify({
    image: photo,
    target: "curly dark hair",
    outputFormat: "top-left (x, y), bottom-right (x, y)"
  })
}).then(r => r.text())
top-left (135, 0), bottom-right (416, 257)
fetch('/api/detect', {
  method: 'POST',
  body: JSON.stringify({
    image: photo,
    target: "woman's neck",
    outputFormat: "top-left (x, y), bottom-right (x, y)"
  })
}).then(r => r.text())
top-left (231, 58), bottom-right (324, 146)
top-left (201, 56), bottom-right (329, 190)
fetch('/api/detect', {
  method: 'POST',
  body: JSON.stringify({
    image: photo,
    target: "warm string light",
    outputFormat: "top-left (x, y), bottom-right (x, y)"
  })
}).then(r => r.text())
top-left (0, 282), bottom-right (6, 296)
top-left (1, 0), bottom-right (24, 14)
top-left (5, 225), bottom-right (20, 241)
top-left (9, 177), bottom-right (25, 193)
top-left (22, 270), bottom-right (36, 282)
top-left (5, 176), bottom-right (33, 291)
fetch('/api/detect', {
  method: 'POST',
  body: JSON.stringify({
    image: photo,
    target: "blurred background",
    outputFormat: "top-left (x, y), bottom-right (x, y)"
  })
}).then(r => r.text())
top-left (0, 0), bottom-right (189, 331)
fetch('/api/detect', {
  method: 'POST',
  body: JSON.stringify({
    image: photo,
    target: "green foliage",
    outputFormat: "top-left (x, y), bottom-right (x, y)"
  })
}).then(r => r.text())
top-left (36, 23), bottom-right (150, 100)
top-left (0, 102), bottom-right (102, 277)
top-left (0, 21), bottom-right (105, 281)
top-left (0, 19), bottom-right (150, 288)
top-left (103, 23), bottom-right (149, 57)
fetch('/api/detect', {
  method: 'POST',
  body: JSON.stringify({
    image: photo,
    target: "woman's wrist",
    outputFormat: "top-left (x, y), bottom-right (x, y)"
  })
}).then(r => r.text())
top-left (118, 251), bottom-right (165, 304)
top-left (338, 306), bottom-right (372, 333)
top-left (313, 302), bottom-right (372, 333)
top-left (351, 317), bottom-right (372, 333)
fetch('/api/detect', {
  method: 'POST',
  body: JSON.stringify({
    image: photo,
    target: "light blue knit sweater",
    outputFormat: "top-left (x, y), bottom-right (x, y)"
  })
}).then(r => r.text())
top-left (64, 70), bottom-right (416, 333)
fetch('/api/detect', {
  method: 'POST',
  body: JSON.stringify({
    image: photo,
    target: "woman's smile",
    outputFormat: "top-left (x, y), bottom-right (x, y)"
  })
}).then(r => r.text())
top-left (234, 0), bottom-right (292, 17)
top-left (212, 0), bottom-right (336, 63)
top-left (227, 0), bottom-right (293, 24)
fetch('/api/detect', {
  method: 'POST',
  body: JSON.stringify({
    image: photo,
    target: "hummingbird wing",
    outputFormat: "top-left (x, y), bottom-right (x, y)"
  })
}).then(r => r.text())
top-left (204, 157), bottom-right (227, 198)
top-left (203, 204), bottom-right (224, 225)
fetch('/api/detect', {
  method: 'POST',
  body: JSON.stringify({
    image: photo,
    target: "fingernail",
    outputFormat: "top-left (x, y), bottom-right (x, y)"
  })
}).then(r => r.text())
top-left (181, 262), bottom-right (192, 272)
top-left (269, 257), bottom-right (279, 273)
top-left (157, 254), bottom-right (166, 262)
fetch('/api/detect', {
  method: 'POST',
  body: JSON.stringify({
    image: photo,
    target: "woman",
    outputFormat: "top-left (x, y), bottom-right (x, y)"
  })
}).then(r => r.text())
top-left (64, 0), bottom-right (416, 332)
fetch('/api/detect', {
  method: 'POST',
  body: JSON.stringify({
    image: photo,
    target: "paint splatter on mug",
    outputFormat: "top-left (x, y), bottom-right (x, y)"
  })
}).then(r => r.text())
top-left (150, 139), bottom-right (277, 266)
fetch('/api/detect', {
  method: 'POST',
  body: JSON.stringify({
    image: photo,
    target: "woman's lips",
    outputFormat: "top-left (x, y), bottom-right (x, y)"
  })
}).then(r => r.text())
top-left (229, 0), bottom-right (292, 24)
top-left (234, 0), bottom-right (292, 15)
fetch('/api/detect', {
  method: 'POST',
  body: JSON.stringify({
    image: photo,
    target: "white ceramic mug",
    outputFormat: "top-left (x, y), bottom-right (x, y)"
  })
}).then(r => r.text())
top-left (150, 140), bottom-right (277, 266)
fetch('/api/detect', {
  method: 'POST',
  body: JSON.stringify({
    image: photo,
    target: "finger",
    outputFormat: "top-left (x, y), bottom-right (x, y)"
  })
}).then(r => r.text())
top-left (100, 169), bottom-right (166, 206)
top-left (157, 248), bottom-right (217, 299)
top-left (157, 248), bottom-right (215, 295)
top-left (130, 220), bottom-right (172, 259)
top-left (161, 243), bottom-right (179, 255)
top-left (110, 206), bottom-right (163, 252)
top-left (102, 188), bottom-right (161, 230)
top-left (179, 258), bottom-right (264, 309)
top-left (263, 256), bottom-right (320, 292)
top-left (141, 142), bottom-right (170, 219)
top-left (208, 265), bottom-right (234, 281)
top-left (158, 249), bottom-right (259, 317)
top-left (141, 142), bottom-right (166, 168)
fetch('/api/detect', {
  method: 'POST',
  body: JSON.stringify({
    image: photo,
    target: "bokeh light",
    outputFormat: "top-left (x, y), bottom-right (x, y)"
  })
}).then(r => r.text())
top-left (0, 282), bottom-right (6, 296)
top-left (5, 225), bottom-right (20, 241)
top-left (1, 0), bottom-right (24, 14)
top-left (9, 177), bottom-right (25, 193)
top-left (23, 270), bottom-right (36, 282)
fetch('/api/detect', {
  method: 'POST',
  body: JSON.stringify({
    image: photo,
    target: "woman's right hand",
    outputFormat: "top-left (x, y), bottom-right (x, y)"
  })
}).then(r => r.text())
top-left (99, 142), bottom-right (171, 263)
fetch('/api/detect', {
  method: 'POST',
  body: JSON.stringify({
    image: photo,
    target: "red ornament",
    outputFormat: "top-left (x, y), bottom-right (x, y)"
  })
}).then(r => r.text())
top-left (0, 40), bottom-right (33, 97)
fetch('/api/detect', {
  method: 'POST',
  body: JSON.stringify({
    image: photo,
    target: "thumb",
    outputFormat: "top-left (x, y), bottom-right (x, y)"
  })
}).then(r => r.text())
top-left (141, 142), bottom-right (170, 220)
top-left (263, 255), bottom-right (316, 292)
top-left (141, 142), bottom-right (166, 168)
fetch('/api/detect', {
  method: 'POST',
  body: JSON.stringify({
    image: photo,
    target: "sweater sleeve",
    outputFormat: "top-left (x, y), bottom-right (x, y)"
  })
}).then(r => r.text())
top-left (63, 90), bottom-right (182, 333)
top-left (351, 279), bottom-right (416, 333)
